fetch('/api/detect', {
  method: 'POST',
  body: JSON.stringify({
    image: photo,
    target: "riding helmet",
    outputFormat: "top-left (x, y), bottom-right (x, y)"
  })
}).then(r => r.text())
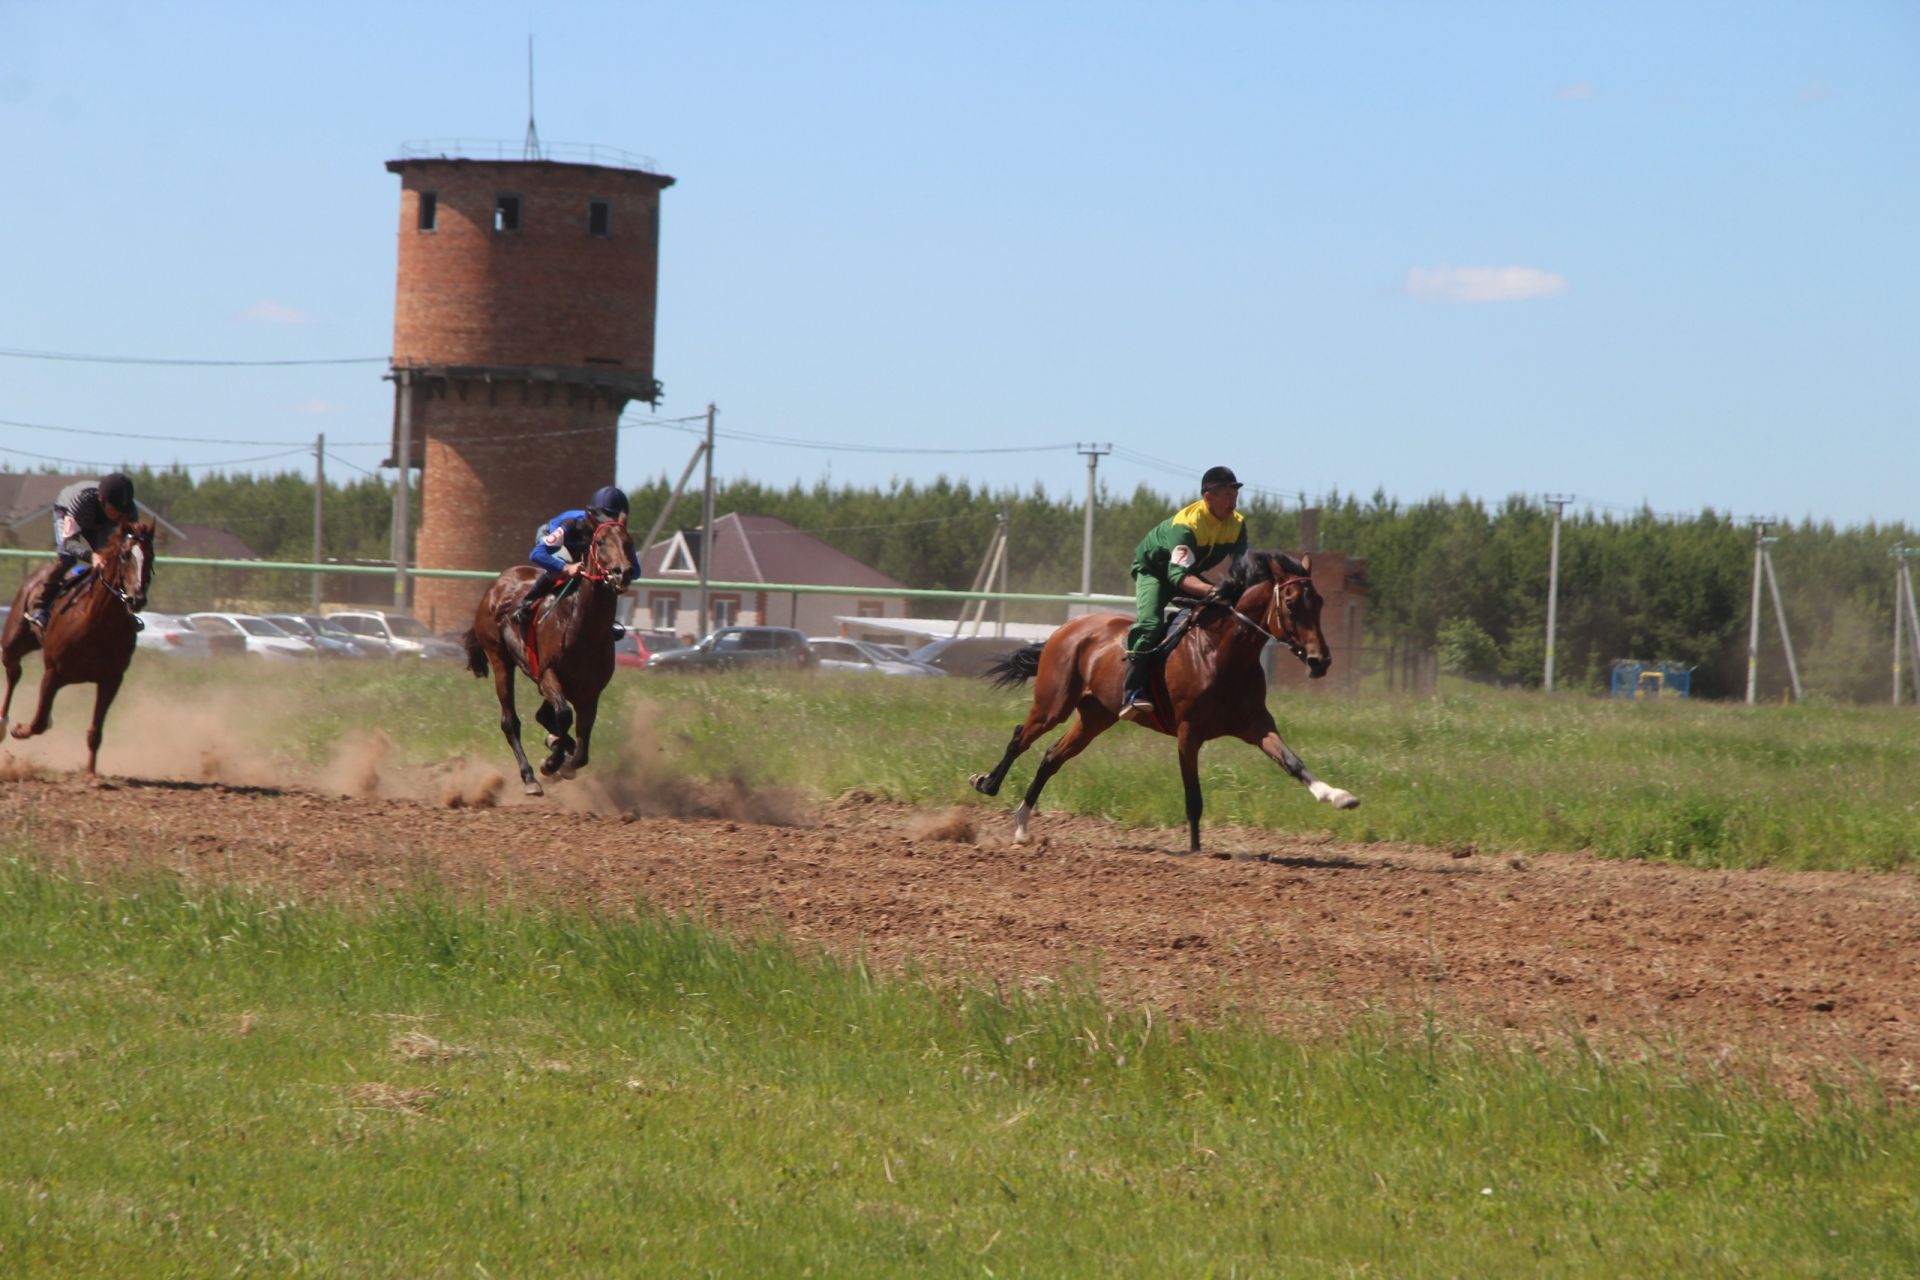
top-left (99, 472), bottom-right (137, 516)
top-left (588, 485), bottom-right (630, 521)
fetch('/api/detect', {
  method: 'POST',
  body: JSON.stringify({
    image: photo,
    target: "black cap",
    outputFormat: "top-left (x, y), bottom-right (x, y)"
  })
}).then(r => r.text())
top-left (99, 472), bottom-right (136, 515)
top-left (1201, 465), bottom-right (1242, 491)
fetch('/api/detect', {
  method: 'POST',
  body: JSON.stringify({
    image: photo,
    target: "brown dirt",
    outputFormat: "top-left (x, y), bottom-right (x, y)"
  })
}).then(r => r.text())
top-left (4, 766), bottom-right (1916, 1103)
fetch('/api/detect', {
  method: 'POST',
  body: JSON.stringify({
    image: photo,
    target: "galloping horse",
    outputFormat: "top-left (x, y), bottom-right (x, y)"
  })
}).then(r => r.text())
top-left (968, 550), bottom-right (1359, 854)
top-left (462, 517), bottom-right (638, 795)
top-left (2, 520), bottom-right (156, 783)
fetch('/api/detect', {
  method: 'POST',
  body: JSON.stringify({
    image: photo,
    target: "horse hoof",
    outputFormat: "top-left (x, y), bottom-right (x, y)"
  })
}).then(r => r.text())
top-left (544, 734), bottom-right (561, 749)
top-left (968, 772), bottom-right (998, 797)
top-left (1335, 793), bottom-right (1360, 810)
top-left (9, 724), bottom-right (32, 740)
top-left (557, 764), bottom-right (577, 781)
top-left (524, 780), bottom-right (544, 796)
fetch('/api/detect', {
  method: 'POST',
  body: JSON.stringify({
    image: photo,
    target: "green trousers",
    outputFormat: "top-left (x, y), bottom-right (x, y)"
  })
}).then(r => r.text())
top-left (1126, 571), bottom-right (1178, 656)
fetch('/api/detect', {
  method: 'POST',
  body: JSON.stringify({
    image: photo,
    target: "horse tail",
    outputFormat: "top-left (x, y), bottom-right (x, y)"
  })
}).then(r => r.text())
top-left (983, 641), bottom-right (1045, 689)
top-left (461, 627), bottom-right (487, 678)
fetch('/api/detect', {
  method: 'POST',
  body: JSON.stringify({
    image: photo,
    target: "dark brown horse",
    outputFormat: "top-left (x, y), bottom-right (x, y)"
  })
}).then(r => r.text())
top-left (462, 517), bottom-right (638, 795)
top-left (968, 550), bottom-right (1359, 853)
top-left (2, 520), bottom-right (156, 783)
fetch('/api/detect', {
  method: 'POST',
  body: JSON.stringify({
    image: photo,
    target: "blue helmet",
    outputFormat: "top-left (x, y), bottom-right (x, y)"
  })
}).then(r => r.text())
top-left (588, 486), bottom-right (629, 521)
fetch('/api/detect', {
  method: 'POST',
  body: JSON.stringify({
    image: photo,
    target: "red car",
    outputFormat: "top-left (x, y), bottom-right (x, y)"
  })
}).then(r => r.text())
top-left (614, 631), bottom-right (652, 670)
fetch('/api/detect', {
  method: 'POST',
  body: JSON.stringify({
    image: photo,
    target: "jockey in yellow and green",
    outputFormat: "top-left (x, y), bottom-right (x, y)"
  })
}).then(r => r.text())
top-left (1119, 465), bottom-right (1248, 721)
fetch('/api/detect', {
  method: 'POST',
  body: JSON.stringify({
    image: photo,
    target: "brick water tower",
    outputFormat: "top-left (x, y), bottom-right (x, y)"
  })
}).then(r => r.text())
top-left (385, 141), bottom-right (674, 626)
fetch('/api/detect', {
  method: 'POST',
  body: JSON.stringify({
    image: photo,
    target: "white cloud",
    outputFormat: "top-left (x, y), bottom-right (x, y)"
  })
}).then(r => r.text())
top-left (293, 398), bottom-right (345, 415)
top-left (1555, 81), bottom-right (1593, 101)
top-left (1404, 266), bottom-right (1569, 304)
top-left (242, 299), bottom-right (310, 324)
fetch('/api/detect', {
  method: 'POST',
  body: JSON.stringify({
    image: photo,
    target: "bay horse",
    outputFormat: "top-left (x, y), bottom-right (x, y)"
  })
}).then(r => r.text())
top-left (2, 520), bottom-right (156, 783)
top-left (461, 517), bottom-right (638, 795)
top-left (968, 550), bottom-right (1360, 854)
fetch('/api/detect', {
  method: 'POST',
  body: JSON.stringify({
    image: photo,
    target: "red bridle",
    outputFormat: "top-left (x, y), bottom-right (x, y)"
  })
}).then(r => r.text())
top-left (579, 519), bottom-right (627, 585)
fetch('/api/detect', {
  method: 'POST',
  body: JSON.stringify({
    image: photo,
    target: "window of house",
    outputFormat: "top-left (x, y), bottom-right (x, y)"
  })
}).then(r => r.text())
top-left (661, 539), bottom-right (697, 575)
top-left (494, 194), bottom-right (521, 233)
top-left (649, 596), bottom-right (679, 630)
top-left (856, 600), bottom-right (884, 617)
top-left (710, 597), bottom-right (740, 628)
top-left (588, 198), bottom-right (611, 237)
top-left (417, 191), bottom-right (438, 232)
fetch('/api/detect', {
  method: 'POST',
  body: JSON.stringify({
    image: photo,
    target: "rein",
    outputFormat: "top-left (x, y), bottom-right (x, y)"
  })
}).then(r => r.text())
top-left (1215, 575), bottom-right (1312, 659)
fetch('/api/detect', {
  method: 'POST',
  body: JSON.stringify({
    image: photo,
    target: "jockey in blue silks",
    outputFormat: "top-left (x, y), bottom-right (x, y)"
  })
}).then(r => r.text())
top-left (511, 486), bottom-right (631, 626)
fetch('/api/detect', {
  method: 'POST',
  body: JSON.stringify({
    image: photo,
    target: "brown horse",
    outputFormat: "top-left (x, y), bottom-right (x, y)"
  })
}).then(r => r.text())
top-left (2, 521), bottom-right (156, 783)
top-left (462, 517), bottom-right (638, 795)
top-left (968, 550), bottom-right (1359, 854)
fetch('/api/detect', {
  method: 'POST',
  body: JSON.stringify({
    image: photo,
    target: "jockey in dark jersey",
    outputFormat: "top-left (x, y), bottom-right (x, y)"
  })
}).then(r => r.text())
top-left (25, 472), bottom-right (138, 637)
top-left (1118, 465), bottom-right (1248, 722)
top-left (510, 485), bottom-right (631, 627)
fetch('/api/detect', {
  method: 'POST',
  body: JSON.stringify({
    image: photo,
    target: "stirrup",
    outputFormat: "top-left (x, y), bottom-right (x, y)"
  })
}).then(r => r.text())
top-left (26, 610), bottom-right (49, 636)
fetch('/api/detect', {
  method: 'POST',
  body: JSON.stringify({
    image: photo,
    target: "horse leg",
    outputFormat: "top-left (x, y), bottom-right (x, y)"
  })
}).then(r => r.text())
top-left (535, 675), bottom-right (574, 777)
top-left (1177, 725), bottom-right (1205, 854)
top-left (560, 687), bottom-right (599, 778)
top-left (1245, 719), bottom-right (1360, 811)
top-left (82, 673), bottom-right (124, 785)
top-left (970, 683), bottom-right (1081, 797)
top-left (490, 653), bottom-right (544, 796)
top-left (10, 665), bottom-right (63, 741)
top-left (1, 648), bottom-right (20, 739)
top-left (1010, 702), bottom-right (1117, 845)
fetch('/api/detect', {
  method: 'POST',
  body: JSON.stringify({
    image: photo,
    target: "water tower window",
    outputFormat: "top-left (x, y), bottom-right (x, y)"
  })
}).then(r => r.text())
top-left (417, 191), bottom-right (438, 232)
top-left (494, 194), bottom-right (522, 234)
top-left (587, 199), bottom-right (611, 237)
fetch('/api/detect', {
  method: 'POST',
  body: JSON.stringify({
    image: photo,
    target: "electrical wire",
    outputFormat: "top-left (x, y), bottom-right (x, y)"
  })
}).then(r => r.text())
top-left (0, 347), bottom-right (387, 367)
top-left (0, 443), bottom-right (313, 472)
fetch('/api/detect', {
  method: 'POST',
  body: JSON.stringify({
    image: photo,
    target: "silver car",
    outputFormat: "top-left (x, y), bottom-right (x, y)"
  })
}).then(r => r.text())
top-left (135, 611), bottom-right (214, 658)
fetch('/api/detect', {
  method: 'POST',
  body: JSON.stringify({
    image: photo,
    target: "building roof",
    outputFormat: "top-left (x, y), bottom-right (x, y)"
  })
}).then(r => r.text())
top-left (641, 513), bottom-right (909, 591)
top-left (166, 522), bottom-right (262, 561)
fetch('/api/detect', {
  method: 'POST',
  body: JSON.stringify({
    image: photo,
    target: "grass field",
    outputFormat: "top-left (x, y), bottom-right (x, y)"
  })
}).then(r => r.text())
top-left (73, 656), bottom-right (1920, 871)
top-left (7, 659), bottom-right (1920, 1272)
top-left (4, 859), bottom-right (1916, 1277)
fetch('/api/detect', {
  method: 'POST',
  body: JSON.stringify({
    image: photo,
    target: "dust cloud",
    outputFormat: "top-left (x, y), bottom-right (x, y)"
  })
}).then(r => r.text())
top-left (556, 703), bottom-right (807, 827)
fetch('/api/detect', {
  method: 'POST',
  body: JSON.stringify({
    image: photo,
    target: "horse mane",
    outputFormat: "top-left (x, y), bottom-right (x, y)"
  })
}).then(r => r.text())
top-left (1212, 549), bottom-right (1310, 604)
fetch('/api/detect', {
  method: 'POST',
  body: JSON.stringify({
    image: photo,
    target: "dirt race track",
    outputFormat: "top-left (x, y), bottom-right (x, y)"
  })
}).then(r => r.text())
top-left (5, 752), bottom-right (1917, 1104)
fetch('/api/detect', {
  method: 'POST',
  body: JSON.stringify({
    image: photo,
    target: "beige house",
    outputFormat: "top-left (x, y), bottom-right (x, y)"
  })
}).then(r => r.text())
top-left (635, 513), bottom-right (911, 642)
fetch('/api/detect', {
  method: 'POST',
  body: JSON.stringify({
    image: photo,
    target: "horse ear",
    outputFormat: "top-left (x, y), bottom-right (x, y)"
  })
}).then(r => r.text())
top-left (1298, 552), bottom-right (1313, 576)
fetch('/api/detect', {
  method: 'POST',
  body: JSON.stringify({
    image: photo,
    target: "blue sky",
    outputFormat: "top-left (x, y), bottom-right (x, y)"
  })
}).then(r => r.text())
top-left (3, 1), bottom-right (1914, 527)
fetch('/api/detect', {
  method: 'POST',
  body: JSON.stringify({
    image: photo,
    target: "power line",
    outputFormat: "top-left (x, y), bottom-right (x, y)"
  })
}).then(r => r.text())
top-left (0, 346), bottom-right (387, 367)
top-left (0, 442), bottom-right (313, 472)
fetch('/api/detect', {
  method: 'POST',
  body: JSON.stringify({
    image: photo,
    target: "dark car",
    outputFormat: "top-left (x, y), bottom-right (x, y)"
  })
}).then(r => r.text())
top-left (906, 634), bottom-right (1033, 679)
top-left (645, 626), bottom-right (816, 673)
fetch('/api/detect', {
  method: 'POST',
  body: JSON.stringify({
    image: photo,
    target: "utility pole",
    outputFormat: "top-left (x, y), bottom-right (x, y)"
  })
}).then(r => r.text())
top-left (1542, 494), bottom-right (1573, 692)
top-left (695, 402), bottom-right (716, 637)
top-left (1894, 545), bottom-right (1920, 706)
top-left (391, 368), bottom-right (413, 613)
top-left (311, 432), bottom-right (325, 613)
top-left (1759, 535), bottom-right (1802, 703)
top-left (1077, 443), bottom-right (1111, 599)
top-left (1745, 519), bottom-right (1768, 705)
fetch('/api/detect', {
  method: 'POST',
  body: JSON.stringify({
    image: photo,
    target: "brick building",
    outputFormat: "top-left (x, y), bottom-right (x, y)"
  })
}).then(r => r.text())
top-left (384, 143), bottom-right (674, 628)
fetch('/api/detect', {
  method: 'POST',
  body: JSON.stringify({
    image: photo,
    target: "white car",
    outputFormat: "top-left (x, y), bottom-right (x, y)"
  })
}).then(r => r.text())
top-left (808, 637), bottom-right (946, 676)
top-left (326, 610), bottom-right (466, 661)
top-left (186, 612), bottom-right (315, 659)
top-left (135, 611), bottom-right (215, 658)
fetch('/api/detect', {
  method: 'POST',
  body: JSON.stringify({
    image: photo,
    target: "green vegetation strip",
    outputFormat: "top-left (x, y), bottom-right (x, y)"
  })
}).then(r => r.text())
top-left (3, 859), bottom-right (1915, 1276)
top-left (139, 659), bottom-right (1920, 871)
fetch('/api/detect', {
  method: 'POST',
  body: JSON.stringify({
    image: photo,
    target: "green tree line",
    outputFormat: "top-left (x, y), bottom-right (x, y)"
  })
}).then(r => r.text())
top-left (14, 465), bottom-right (1910, 702)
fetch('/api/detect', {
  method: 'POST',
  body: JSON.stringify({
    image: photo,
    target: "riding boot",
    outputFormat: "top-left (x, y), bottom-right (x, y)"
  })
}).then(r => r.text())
top-left (1117, 653), bottom-right (1155, 723)
top-left (23, 568), bottom-right (61, 635)
top-left (512, 576), bottom-right (557, 627)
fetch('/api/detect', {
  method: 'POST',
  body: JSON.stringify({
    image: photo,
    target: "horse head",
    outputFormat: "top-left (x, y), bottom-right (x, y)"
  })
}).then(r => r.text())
top-left (103, 520), bottom-right (156, 614)
top-left (585, 517), bottom-right (639, 592)
top-left (1218, 551), bottom-right (1331, 678)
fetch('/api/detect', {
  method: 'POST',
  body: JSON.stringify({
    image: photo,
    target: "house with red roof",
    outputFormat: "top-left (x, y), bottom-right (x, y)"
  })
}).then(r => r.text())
top-left (636, 513), bottom-right (910, 642)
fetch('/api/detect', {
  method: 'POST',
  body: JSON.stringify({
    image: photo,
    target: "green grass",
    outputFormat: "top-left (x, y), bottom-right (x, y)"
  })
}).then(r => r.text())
top-left (4, 858), bottom-right (1916, 1277)
top-left (87, 657), bottom-right (1920, 871)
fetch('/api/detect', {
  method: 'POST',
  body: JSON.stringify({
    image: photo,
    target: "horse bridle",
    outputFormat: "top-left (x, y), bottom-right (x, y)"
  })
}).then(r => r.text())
top-left (578, 518), bottom-right (629, 586)
top-left (1215, 575), bottom-right (1313, 664)
top-left (78, 526), bottom-right (148, 616)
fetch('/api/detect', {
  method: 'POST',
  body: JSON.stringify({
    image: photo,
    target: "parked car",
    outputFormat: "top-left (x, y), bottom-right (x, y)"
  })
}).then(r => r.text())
top-left (265, 614), bottom-right (363, 659)
top-left (294, 613), bottom-right (391, 660)
top-left (645, 626), bottom-right (816, 673)
top-left (808, 637), bottom-right (946, 676)
top-left (613, 630), bottom-right (653, 670)
top-left (634, 628), bottom-right (688, 658)
top-left (326, 610), bottom-right (466, 661)
top-left (134, 611), bottom-right (216, 658)
top-left (186, 612), bottom-right (316, 660)
top-left (906, 634), bottom-right (1034, 678)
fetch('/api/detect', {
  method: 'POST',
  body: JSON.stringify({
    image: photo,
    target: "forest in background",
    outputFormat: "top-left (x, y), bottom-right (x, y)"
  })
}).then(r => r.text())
top-left (10, 464), bottom-right (1915, 701)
